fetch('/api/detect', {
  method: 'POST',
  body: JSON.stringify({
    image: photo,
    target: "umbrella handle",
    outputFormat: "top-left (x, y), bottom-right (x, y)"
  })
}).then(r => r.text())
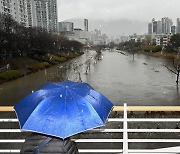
top-left (34, 137), bottom-right (52, 154)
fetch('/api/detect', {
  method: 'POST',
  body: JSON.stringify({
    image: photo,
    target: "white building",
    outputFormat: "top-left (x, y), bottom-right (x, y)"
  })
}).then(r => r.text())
top-left (157, 20), bottom-right (162, 34)
top-left (0, 0), bottom-right (28, 26)
top-left (0, 0), bottom-right (58, 32)
top-left (27, 0), bottom-right (37, 27)
top-left (58, 22), bottom-right (74, 34)
top-left (73, 28), bottom-right (91, 44)
top-left (120, 36), bottom-right (129, 42)
top-left (177, 18), bottom-right (180, 34)
top-left (162, 34), bottom-right (171, 47)
top-left (161, 17), bottom-right (173, 34)
top-left (84, 19), bottom-right (88, 31)
top-left (47, 0), bottom-right (58, 33)
top-left (34, 0), bottom-right (49, 30)
top-left (34, 0), bottom-right (58, 32)
top-left (155, 36), bottom-right (161, 46)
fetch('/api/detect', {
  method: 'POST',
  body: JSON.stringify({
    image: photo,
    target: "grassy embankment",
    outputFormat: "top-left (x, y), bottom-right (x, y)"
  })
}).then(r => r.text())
top-left (141, 51), bottom-right (178, 59)
top-left (0, 51), bottom-right (83, 83)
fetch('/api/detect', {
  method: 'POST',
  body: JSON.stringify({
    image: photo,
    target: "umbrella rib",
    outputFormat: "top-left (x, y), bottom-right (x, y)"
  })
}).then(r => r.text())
top-left (67, 89), bottom-right (106, 123)
top-left (67, 88), bottom-right (87, 130)
top-left (68, 88), bottom-right (105, 126)
top-left (62, 87), bottom-right (67, 138)
top-left (85, 95), bottom-right (103, 121)
top-left (85, 91), bottom-right (107, 122)
top-left (69, 82), bottom-right (94, 91)
top-left (70, 84), bottom-right (93, 91)
top-left (40, 82), bottom-right (63, 89)
top-left (22, 97), bottom-right (57, 128)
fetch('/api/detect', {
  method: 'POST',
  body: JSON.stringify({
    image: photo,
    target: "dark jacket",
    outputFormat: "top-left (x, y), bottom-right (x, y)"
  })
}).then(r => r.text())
top-left (20, 133), bottom-right (79, 154)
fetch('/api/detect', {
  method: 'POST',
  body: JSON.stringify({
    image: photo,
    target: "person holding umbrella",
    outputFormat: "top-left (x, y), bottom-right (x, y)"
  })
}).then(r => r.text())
top-left (20, 133), bottom-right (78, 154)
top-left (14, 80), bottom-right (114, 154)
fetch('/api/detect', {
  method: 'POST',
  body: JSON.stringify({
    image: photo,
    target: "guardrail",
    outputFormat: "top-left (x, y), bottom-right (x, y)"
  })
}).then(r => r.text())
top-left (1, 104), bottom-right (180, 153)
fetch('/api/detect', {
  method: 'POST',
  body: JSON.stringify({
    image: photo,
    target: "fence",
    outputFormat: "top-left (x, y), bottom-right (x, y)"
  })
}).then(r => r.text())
top-left (1, 104), bottom-right (180, 153)
top-left (0, 65), bottom-right (10, 73)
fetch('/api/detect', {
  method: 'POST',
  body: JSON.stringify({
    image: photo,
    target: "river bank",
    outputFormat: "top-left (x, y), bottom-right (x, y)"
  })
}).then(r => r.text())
top-left (0, 50), bottom-right (179, 106)
top-left (120, 47), bottom-right (179, 60)
top-left (139, 50), bottom-right (179, 59)
top-left (0, 51), bottom-right (83, 84)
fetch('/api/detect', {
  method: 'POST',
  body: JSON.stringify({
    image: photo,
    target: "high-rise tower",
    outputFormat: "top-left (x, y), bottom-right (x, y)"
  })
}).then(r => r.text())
top-left (27, 0), bottom-right (37, 27)
top-left (0, 0), bottom-right (28, 27)
top-left (148, 23), bottom-right (152, 34)
top-left (34, 0), bottom-right (58, 32)
top-left (84, 19), bottom-right (88, 31)
top-left (177, 18), bottom-right (180, 34)
top-left (161, 17), bottom-right (173, 34)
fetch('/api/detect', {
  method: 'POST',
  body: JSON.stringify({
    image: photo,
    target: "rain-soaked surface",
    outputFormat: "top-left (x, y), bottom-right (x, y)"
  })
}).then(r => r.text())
top-left (1, 50), bottom-right (180, 151)
top-left (0, 50), bottom-right (180, 106)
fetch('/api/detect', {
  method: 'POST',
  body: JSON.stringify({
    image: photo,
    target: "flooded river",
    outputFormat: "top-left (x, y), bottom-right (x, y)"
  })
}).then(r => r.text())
top-left (0, 50), bottom-right (179, 106)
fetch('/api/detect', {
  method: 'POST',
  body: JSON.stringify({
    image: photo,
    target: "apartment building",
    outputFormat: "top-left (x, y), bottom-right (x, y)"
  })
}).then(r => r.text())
top-left (33, 0), bottom-right (58, 32)
top-left (177, 18), bottom-right (180, 34)
top-left (26, 0), bottom-right (37, 27)
top-left (0, 0), bottom-right (28, 26)
top-left (0, 0), bottom-right (58, 32)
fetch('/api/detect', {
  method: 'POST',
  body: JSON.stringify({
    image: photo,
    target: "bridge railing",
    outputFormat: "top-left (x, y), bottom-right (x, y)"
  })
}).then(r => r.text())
top-left (1, 104), bottom-right (180, 153)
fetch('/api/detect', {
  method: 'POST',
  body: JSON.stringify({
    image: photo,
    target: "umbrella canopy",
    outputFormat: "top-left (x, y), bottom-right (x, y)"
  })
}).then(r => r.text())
top-left (14, 80), bottom-right (114, 139)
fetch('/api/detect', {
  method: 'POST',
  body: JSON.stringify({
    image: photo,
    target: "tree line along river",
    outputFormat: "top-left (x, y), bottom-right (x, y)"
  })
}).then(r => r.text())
top-left (0, 50), bottom-right (179, 106)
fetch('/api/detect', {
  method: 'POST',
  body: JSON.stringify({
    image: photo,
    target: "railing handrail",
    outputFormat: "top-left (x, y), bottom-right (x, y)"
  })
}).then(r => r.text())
top-left (1, 104), bottom-right (180, 153)
top-left (123, 103), bottom-right (128, 154)
top-left (2, 105), bottom-right (180, 111)
top-left (2, 139), bottom-right (180, 143)
top-left (1, 118), bottom-right (180, 122)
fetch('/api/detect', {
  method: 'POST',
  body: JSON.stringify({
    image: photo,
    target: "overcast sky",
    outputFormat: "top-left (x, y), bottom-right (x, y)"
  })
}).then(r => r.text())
top-left (57, 0), bottom-right (180, 36)
top-left (58, 0), bottom-right (179, 22)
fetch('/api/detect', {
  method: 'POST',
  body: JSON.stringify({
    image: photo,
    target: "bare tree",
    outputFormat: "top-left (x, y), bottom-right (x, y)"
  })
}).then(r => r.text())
top-left (163, 54), bottom-right (180, 84)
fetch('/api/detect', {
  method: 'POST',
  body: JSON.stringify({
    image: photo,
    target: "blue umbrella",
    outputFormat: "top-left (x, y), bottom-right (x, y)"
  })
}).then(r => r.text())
top-left (14, 80), bottom-right (114, 139)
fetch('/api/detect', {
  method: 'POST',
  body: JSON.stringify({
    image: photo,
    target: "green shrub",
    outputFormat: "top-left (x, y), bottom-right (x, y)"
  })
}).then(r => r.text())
top-left (74, 52), bottom-right (80, 56)
top-left (54, 56), bottom-right (67, 63)
top-left (28, 62), bottom-right (50, 71)
top-left (152, 45), bottom-right (162, 52)
top-left (0, 70), bottom-right (22, 80)
top-left (143, 46), bottom-right (151, 52)
top-left (45, 54), bottom-right (67, 63)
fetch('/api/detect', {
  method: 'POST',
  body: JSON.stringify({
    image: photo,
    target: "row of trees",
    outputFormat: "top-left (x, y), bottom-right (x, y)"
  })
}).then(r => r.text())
top-left (165, 34), bottom-right (180, 52)
top-left (117, 34), bottom-right (180, 53)
top-left (0, 13), bottom-right (83, 59)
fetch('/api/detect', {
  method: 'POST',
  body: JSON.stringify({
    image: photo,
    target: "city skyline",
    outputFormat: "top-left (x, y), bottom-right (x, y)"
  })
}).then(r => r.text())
top-left (58, 0), bottom-right (179, 22)
top-left (57, 0), bottom-right (180, 36)
top-left (1, 0), bottom-right (179, 37)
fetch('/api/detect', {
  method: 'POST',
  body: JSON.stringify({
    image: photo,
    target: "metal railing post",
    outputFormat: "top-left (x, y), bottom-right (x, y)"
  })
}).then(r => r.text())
top-left (123, 103), bottom-right (128, 154)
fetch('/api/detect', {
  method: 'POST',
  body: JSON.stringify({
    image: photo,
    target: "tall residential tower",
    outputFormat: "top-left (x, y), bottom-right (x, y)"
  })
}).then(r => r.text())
top-left (34, 0), bottom-right (58, 32)
top-left (177, 18), bottom-right (180, 34)
top-left (0, 0), bottom-right (28, 26)
top-left (0, 0), bottom-right (58, 32)
top-left (84, 19), bottom-right (88, 31)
